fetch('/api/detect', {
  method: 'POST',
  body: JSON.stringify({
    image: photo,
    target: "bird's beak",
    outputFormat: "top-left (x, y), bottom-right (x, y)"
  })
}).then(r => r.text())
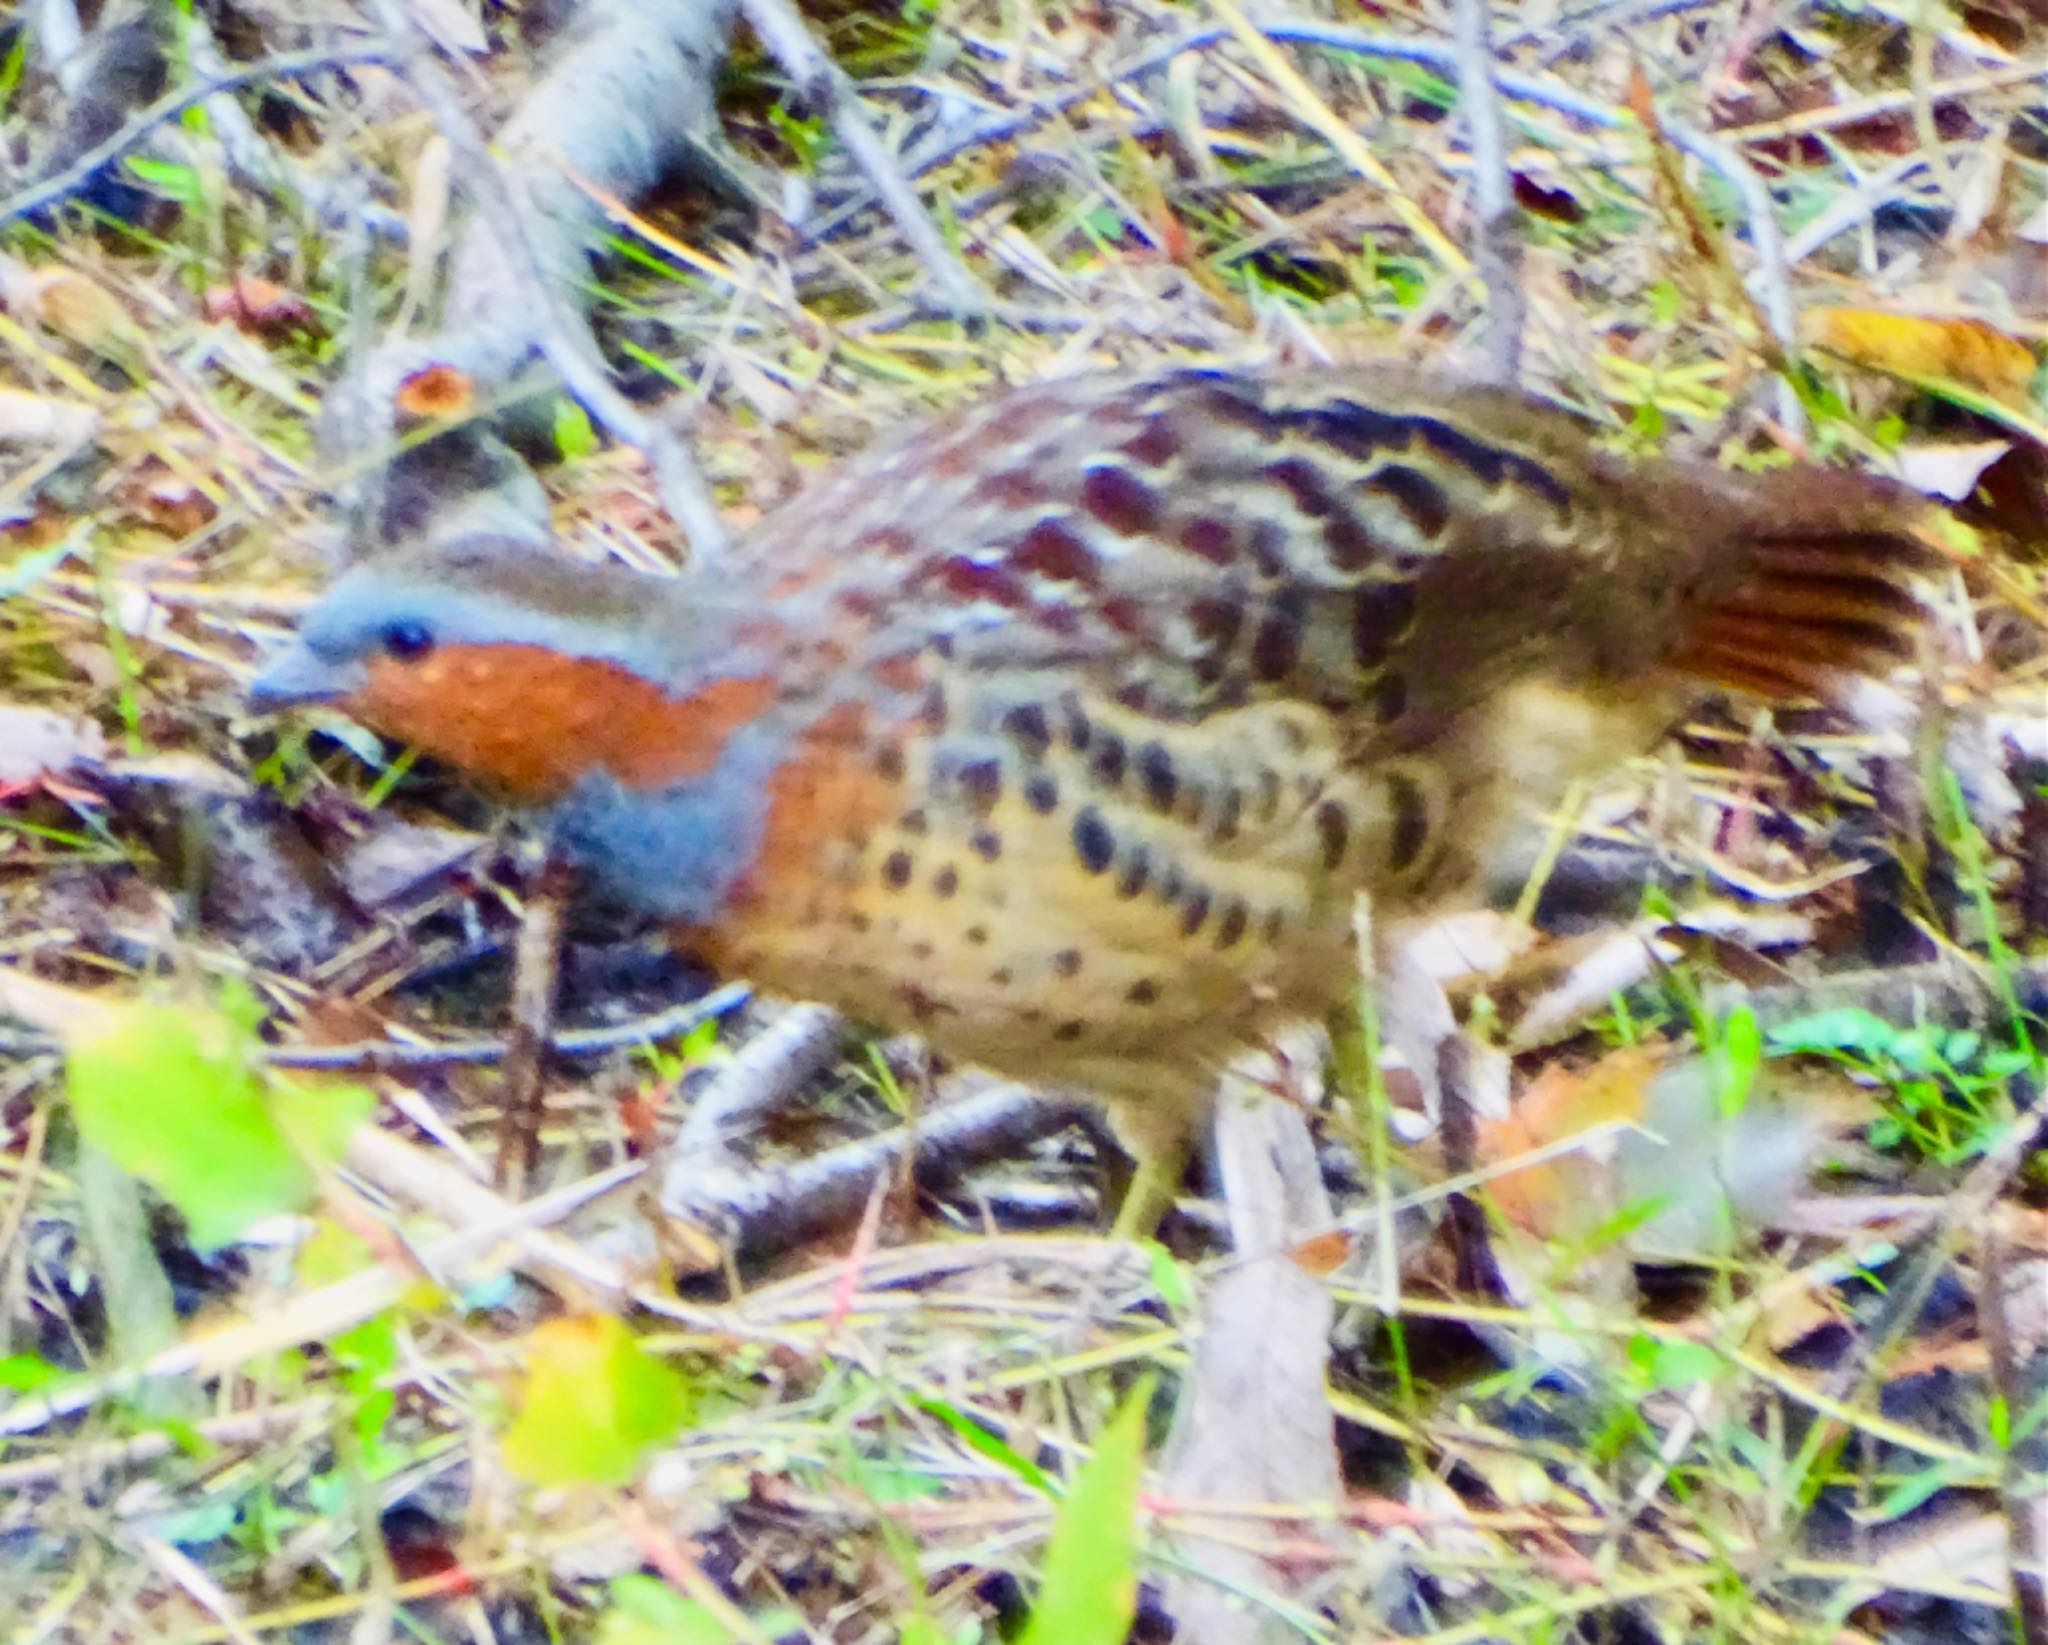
top-left (247, 638), bottom-right (366, 712)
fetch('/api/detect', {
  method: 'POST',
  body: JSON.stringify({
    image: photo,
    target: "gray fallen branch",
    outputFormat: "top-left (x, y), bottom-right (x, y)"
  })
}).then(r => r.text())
top-left (661, 1079), bottom-right (1085, 1261)
top-left (350, 0), bottom-right (740, 556)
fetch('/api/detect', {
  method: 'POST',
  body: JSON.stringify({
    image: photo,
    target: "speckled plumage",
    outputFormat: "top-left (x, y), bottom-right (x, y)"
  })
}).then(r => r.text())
top-left (255, 365), bottom-right (1942, 1212)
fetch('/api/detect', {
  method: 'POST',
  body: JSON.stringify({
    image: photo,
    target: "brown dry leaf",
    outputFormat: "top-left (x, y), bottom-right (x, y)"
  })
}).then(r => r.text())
top-left (201, 276), bottom-right (315, 336)
top-left (1804, 308), bottom-right (2038, 406)
top-left (394, 364), bottom-right (476, 419)
top-left (0, 257), bottom-right (143, 369)
top-left (1480, 1042), bottom-right (1667, 1238)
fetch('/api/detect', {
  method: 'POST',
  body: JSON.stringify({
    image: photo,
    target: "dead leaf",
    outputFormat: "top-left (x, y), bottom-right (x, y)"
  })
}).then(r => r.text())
top-left (1805, 308), bottom-right (2038, 406)
top-left (1481, 1043), bottom-right (1667, 1238)
top-left (1894, 439), bottom-right (2015, 501)
top-left (0, 388), bottom-right (99, 446)
top-left (0, 705), bottom-right (108, 786)
top-left (202, 276), bottom-right (315, 336)
top-left (394, 364), bottom-right (475, 420)
top-left (1158, 1043), bottom-right (1352, 1643)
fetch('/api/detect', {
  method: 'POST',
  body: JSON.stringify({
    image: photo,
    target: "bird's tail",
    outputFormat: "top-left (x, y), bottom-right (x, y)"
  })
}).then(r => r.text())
top-left (1669, 469), bottom-right (1949, 705)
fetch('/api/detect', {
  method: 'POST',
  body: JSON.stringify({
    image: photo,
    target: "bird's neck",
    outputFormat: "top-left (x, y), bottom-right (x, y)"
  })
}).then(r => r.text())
top-left (344, 640), bottom-right (786, 802)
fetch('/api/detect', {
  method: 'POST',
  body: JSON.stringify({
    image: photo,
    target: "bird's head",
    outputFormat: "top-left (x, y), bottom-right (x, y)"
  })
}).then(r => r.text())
top-left (250, 539), bottom-right (778, 801)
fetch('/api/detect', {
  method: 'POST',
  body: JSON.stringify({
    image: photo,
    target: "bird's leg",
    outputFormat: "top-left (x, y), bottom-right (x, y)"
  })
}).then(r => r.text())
top-left (1104, 1099), bottom-right (1196, 1240)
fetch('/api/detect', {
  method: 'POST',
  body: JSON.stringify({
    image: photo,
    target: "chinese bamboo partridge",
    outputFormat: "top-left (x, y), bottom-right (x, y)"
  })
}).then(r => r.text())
top-left (252, 366), bottom-right (1943, 1227)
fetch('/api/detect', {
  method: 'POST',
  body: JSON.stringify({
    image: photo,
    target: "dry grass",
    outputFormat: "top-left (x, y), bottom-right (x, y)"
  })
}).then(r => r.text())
top-left (2, 1), bottom-right (2046, 1641)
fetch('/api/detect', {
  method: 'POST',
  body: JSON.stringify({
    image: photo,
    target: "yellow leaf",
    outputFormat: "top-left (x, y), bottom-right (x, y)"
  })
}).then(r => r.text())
top-left (1805, 308), bottom-right (2038, 406)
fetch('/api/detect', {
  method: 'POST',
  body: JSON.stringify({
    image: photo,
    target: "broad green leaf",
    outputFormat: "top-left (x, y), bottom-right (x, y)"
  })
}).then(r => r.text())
top-left (502, 1314), bottom-right (695, 1487)
top-left (66, 991), bottom-right (372, 1250)
top-left (1017, 1378), bottom-right (1154, 1645)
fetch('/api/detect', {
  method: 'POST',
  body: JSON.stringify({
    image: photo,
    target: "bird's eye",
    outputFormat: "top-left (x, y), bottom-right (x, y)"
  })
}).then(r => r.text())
top-left (380, 620), bottom-right (435, 661)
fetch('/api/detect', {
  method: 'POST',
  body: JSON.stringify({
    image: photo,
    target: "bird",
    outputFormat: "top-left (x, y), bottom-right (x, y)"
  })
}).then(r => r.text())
top-left (251, 364), bottom-right (1944, 1230)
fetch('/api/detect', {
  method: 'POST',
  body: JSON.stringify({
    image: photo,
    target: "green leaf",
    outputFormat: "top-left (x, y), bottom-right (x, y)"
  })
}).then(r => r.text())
top-left (554, 397), bottom-right (599, 462)
top-left (1017, 1378), bottom-right (1153, 1645)
top-left (911, 1392), bottom-right (1056, 1497)
top-left (1766, 1008), bottom-right (1900, 1061)
top-left (502, 1314), bottom-right (695, 1487)
top-left (595, 1576), bottom-right (734, 1645)
top-left (1714, 1003), bottom-right (1761, 1117)
top-left (66, 990), bottom-right (372, 1250)
top-left (0, 1353), bottom-right (64, 1392)
top-left (1629, 1333), bottom-right (1720, 1390)
top-left (595, 1575), bottom-right (802, 1645)
top-left (122, 156), bottom-right (204, 208)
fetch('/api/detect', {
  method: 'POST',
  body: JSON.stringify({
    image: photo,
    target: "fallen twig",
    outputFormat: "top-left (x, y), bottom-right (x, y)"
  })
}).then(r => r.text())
top-left (735, 0), bottom-right (988, 314)
top-left (0, 41), bottom-right (395, 225)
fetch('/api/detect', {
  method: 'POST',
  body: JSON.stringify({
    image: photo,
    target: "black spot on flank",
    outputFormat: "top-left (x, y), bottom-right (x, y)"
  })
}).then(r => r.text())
top-left (910, 940), bottom-right (934, 961)
top-left (1323, 513), bottom-right (1380, 574)
top-left (1091, 732), bottom-right (1127, 787)
top-left (1180, 516), bottom-right (1237, 566)
top-left (919, 684), bottom-right (949, 731)
top-left (970, 829), bottom-right (1003, 862)
top-left (1188, 596), bottom-right (1245, 657)
top-left (1370, 671), bottom-right (1409, 725)
top-left (1063, 701), bottom-right (1092, 753)
top-left (1159, 864), bottom-right (1186, 903)
top-left (848, 912), bottom-right (872, 933)
top-left (1054, 1020), bottom-right (1086, 1043)
top-left (883, 851), bottom-right (913, 889)
top-left (1216, 902), bottom-right (1248, 948)
top-left (967, 925), bottom-right (990, 945)
top-left (1363, 465), bottom-right (1451, 540)
top-left (957, 758), bottom-right (1002, 815)
top-left (1127, 979), bottom-right (1161, 1006)
top-left (900, 808), bottom-right (929, 836)
top-left (1003, 702), bottom-right (1052, 758)
top-left (1074, 808), bottom-right (1115, 874)
top-left (992, 966), bottom-right (1014, 985)
top-left (1080, 466), bottom-right (1161, 536)
top-left (1116, 845), bottom-right (1150, 900)
top-left (1263, 456), bottom-right (1338, 517)
top-left (1315, 800), bottom-right (1351, 869)
top-left (875, 744), bottom-right (906, 781)
top-left (1387, 773), bottom-right (1431, 872)
top-left (1136, 742), bottom-right (1177, 811)
top-left (1054, 949), bottom-right (1083, 977)
top-left (933, 866), bottom-right (959, 898)
top-left (1025, 773), bottom-right (1060, 814)
top-left (1251, 593), bottom-right (1306, 681)
top-left (1247, 521), bottom-right (1290, 580)
top-left (1180, 889), bottom-right (1211, 937)
top-left (1195, 387), bottom-right (1279, 436)
top-left (1352, 580), bottom-right (1418, 669)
